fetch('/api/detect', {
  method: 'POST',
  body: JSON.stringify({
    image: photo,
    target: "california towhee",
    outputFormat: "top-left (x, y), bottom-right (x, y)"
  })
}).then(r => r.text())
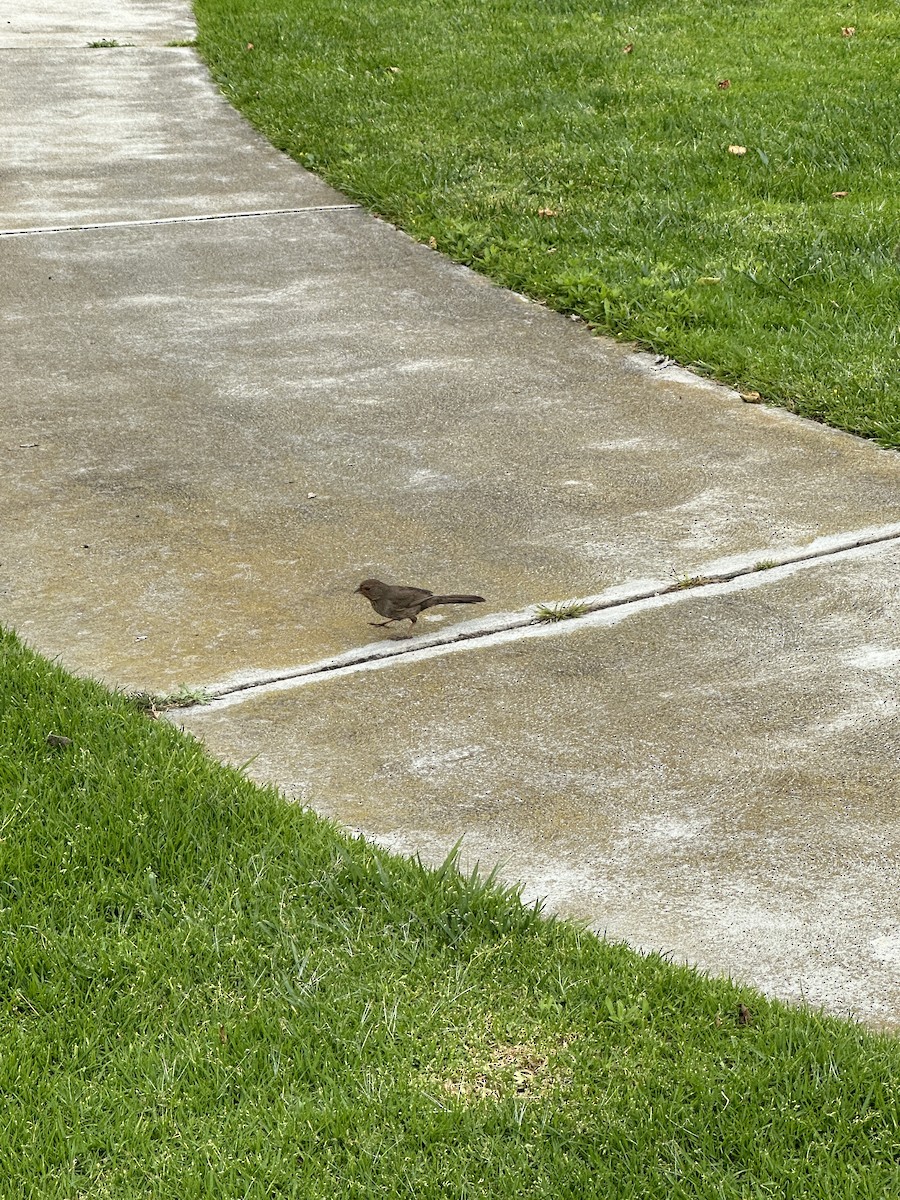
top-left (354, 578), bottom-right (485, 634)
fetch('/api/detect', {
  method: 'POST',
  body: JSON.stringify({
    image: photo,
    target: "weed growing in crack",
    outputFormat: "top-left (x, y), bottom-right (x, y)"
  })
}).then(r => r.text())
top-left (753, 559), bottom-right (777, 571)
top-left (534, 600), bottom-right (590, 623)
top-left (671, 574), bottom-right (710, 590)
top-left (125, 686), bottom-right (211, 717)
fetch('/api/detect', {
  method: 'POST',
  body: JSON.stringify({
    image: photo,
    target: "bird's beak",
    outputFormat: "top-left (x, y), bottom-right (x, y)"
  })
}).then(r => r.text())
top-left (353, 585), bottom-right (363, 594)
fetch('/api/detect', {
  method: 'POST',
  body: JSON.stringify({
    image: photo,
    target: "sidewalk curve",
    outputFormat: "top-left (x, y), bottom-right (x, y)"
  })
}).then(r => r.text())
top-left (3, 0), bottom-right (900, 1026)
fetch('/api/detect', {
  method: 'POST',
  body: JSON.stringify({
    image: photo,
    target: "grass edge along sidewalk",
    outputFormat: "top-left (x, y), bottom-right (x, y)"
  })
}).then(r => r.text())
top-left (192, 0), bottom-right (900, 448)
top-left (1, 626), bottom-right (899, 1197)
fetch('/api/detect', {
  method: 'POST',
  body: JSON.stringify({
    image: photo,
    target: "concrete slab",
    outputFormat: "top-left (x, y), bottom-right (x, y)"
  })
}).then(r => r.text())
top-left (173, 541), bottom-right (900, 1028)
top-left (0, 51), bottom-right (349, 229)
top-left (0, 0), bottom-right (194, 48)
top-left (4, 209), bottom-right (900, 692)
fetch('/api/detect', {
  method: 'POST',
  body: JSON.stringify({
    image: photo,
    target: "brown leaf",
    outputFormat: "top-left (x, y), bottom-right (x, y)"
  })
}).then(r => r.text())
top-left (428, 236), bottom-right (438, 249)
top-left (622, 43), bottom-right (634, 54)
top-left (738, 1003), bottom-right (752, 1025)
top-left (717, 78), bottom-right (731, 89)
top-left (841, 26), bottom-right (856, 37)
top-left (728, 145), bottom-right (747, 156)
top-left (740, 391), bottom-right (762, 403)
top-left (46, 733), bottom-right (73, 748)
top-left (246, 42), bottom-right (254, 50)
top-left (538, 207), bottom-right (559, 218)
top-left (218, 1025), bottom-right (228, 1044)
top-left (831, 190), bottom-right (849, 198)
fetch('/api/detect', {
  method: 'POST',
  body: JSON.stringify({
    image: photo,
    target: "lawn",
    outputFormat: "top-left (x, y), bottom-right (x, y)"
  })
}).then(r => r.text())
top-left (191, 0), bottom-right (900, 446)
top-left (3, 626), bottom-right (900, 1197)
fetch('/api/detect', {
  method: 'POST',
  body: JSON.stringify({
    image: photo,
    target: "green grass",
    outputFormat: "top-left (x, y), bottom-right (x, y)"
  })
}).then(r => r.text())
top-left (534, 599), bottom-right (591, 623)
top-left (192, 0), bottom-right (900, 446)
top-left (3, 625), bottom-right (900, 1197)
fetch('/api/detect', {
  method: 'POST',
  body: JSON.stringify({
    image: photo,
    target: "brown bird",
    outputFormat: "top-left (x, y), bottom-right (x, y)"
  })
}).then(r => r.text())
top-left (354, 578), bottom-right (485, 634)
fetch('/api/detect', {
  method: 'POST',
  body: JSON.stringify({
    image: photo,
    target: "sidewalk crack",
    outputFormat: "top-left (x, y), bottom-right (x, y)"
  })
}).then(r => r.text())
top-left (0, 205), bottom-right (361, 238)
top-left (170, 522), bottom-right (900, 713)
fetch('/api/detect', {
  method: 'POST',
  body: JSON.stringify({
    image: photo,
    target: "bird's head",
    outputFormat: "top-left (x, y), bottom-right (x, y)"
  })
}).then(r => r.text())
top-left (354, 579), bottom-right (384, 598)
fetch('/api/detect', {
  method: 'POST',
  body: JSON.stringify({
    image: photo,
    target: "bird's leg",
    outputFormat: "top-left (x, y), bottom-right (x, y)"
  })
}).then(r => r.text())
top-left (368, 619), bottom-right (394, 627)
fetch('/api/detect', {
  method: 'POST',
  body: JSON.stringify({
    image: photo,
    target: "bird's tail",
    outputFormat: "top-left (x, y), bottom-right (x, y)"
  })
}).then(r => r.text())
top-left (423, 594), bottom-right (485, 608)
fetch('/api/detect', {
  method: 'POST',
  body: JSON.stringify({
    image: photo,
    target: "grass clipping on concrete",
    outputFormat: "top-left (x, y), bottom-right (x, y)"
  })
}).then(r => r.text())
top-left (2, 627), bottom-right (900, 1196)
top-left (193, 0), bottom-right (900, 447)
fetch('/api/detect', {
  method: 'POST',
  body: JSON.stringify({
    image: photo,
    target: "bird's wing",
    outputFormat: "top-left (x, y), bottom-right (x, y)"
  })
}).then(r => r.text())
top-left (391, 586), bottom-right (433, 605)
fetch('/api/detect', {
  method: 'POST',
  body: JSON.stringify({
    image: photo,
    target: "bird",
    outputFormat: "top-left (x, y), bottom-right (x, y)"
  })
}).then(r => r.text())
top-left (354, 578), bottom-right (485, 635)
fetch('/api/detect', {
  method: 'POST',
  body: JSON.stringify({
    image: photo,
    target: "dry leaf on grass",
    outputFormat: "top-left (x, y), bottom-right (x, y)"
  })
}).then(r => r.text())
top-left (728, 144), bottom-right (747, 155)
top-left (717, 78), bottom-right (731, 89)
top-left (831, 190), bottom-right (849, 198)
top-left (538, 207), bottom-right (559, 218)
top-left (623, 43), bottom-right (634, 54)
top-left (841, 26), bottom-right (856, 37)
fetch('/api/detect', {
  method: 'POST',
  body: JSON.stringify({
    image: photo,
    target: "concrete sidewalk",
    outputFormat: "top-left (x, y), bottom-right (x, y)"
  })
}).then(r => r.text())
top-left (3, 1), bottom-right (900, 1026)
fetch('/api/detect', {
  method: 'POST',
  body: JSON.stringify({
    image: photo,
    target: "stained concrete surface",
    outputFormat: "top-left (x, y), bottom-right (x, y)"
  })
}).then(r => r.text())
top-left (4, 2), bottom-right (900, 1028)
top-left (0, 51), bottom-right (348, 228)
top-left (175, 542), bottom-right (900, 1028)
top-left (0, 0), bottom-right (194, 48)
top-left (4, 208), bottom-right (900, 691)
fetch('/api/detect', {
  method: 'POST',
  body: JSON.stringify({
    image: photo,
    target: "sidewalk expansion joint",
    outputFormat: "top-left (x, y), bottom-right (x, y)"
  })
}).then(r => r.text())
top-left (0, 204), bottom-right (362, 238)
top-left (177, 522), bottom-right (900, 714)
